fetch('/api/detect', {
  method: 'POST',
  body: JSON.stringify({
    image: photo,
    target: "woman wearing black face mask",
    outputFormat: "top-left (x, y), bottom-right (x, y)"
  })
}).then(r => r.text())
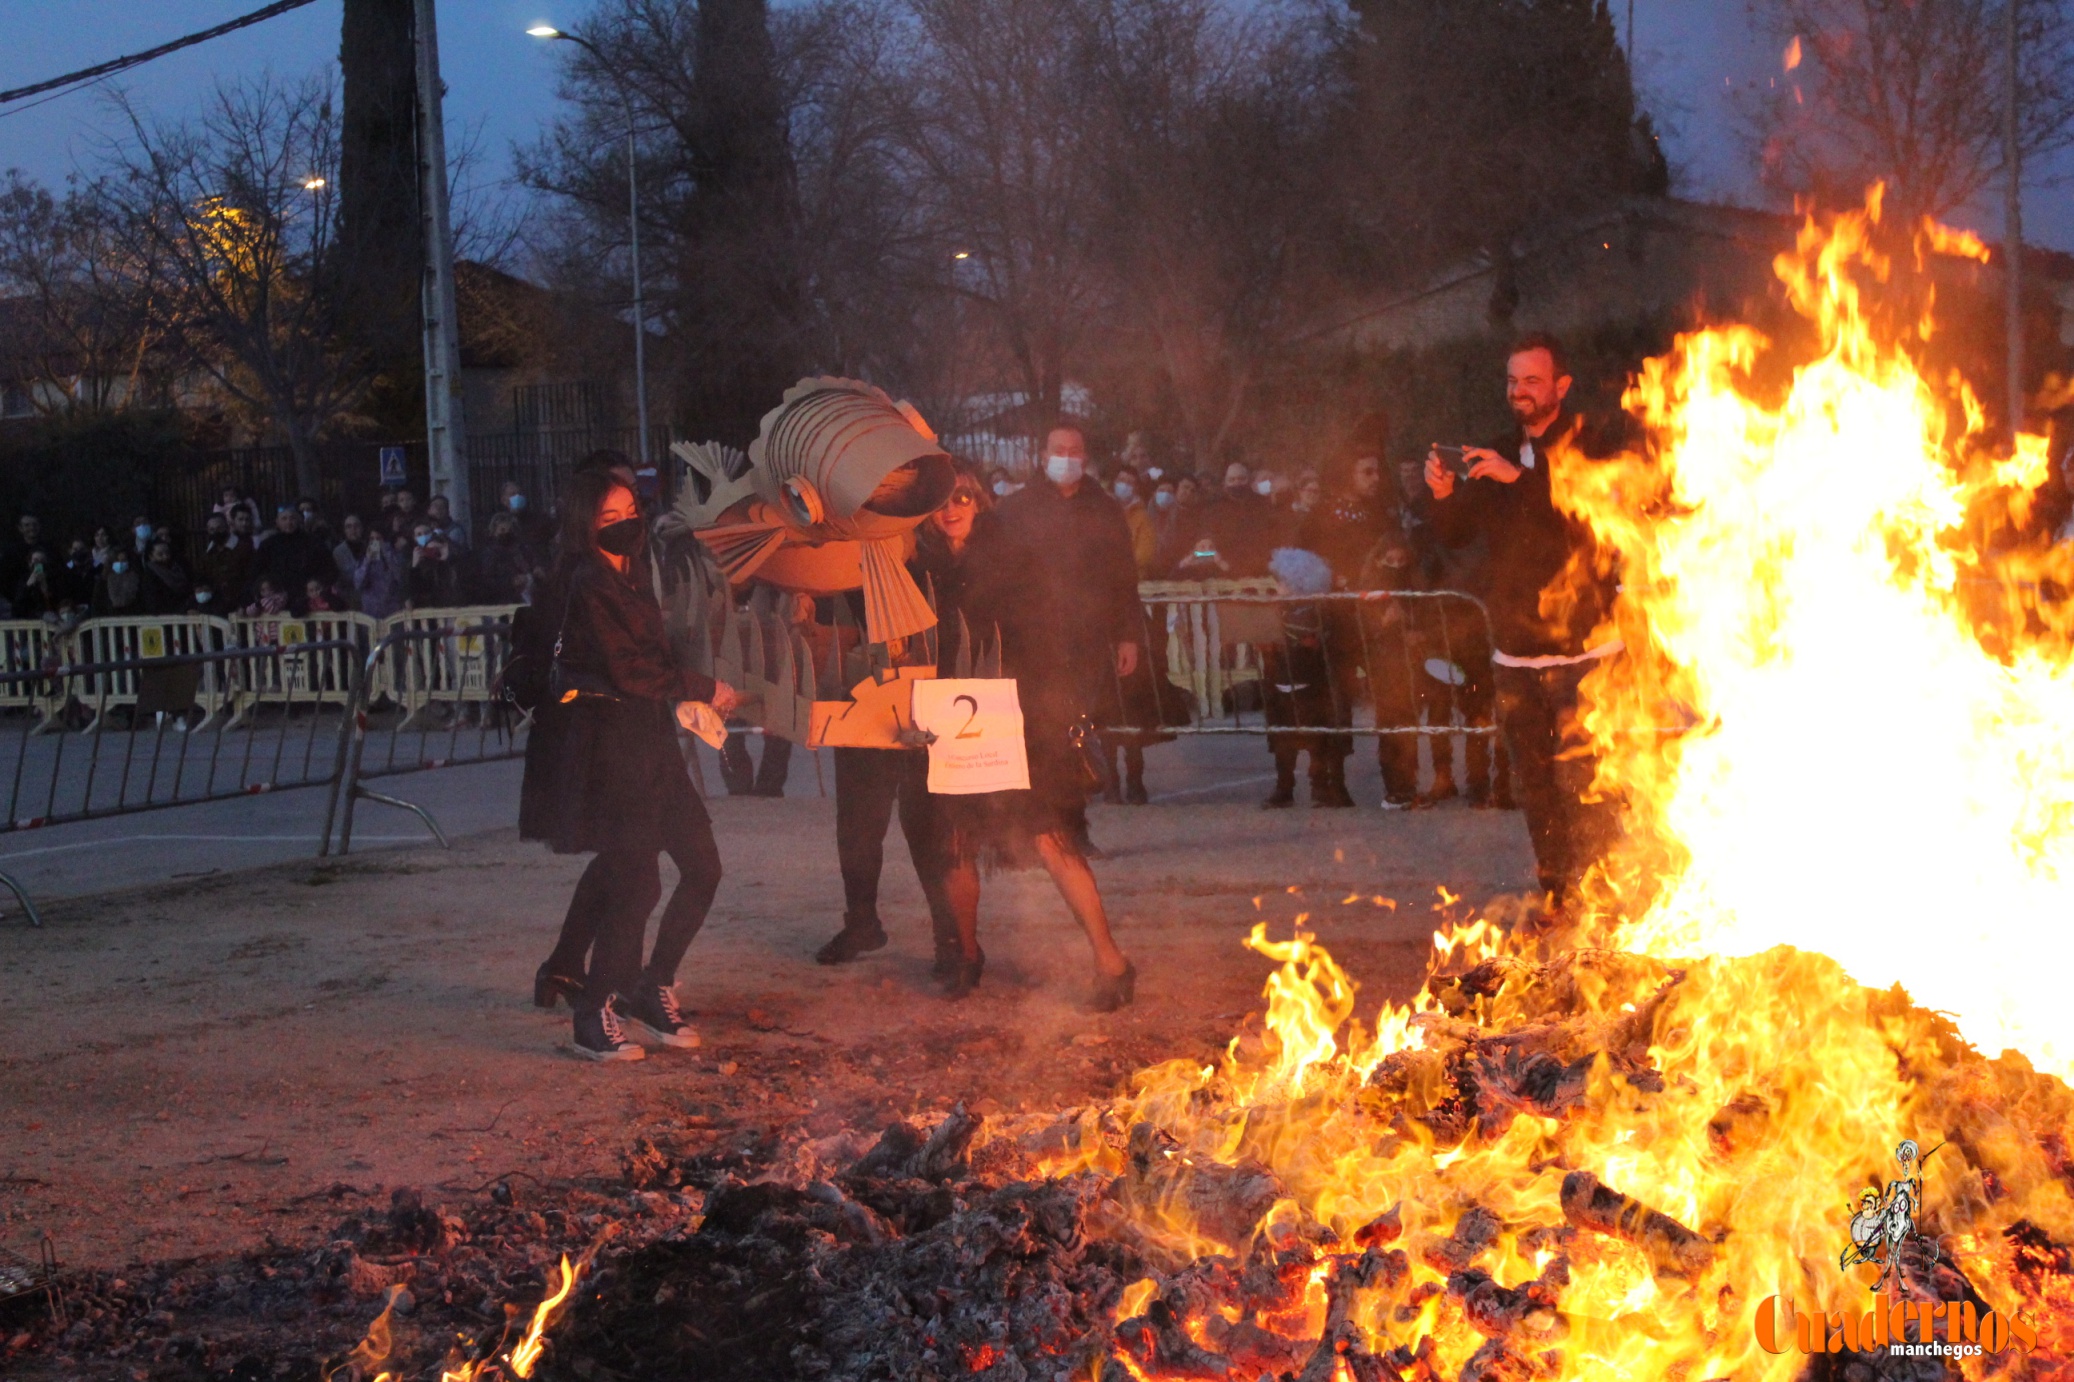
top-left (519, 470), bottom-right (741, 1061)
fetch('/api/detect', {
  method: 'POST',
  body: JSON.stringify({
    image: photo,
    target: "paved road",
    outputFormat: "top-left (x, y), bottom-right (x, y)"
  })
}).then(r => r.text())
top-left (0, 728), bottom-right (1485, 913)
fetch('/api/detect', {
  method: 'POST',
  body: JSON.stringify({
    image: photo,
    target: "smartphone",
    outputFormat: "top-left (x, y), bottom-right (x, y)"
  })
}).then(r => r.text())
top-left (1430, 444), bottom-right (1474, 478)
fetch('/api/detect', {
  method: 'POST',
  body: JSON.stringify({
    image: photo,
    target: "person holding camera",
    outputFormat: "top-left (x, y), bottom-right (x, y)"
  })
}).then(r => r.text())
top-left (1422, 333), bottom-right (1619, 906)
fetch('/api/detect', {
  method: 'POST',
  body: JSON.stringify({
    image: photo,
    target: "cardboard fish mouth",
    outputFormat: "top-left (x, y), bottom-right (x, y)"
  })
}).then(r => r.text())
top-left (861, 456), bottom-right (956, 520)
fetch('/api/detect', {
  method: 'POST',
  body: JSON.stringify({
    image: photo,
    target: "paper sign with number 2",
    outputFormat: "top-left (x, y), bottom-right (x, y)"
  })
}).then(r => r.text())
top-left (910, 678), bottom-right (1029, 795)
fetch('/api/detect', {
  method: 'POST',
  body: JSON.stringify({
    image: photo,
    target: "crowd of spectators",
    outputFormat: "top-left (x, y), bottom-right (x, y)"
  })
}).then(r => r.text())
top-left (975, 442), bottom-right (1341, 586)
top-left (0, 478), bottom-right (553, 633)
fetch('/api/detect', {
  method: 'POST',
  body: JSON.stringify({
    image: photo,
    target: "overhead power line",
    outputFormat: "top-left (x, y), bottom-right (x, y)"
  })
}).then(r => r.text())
top-left (0, 0), bottom-right (322, 108)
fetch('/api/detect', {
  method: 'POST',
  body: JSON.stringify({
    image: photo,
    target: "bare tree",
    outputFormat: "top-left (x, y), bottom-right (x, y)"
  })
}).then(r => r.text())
top-left (521, 0), bottom-right (973, 440)
top-left (1078, 0), bottom-right (1333, 467)
top-left (1343, 0), bottom-right (1664, 306)
top-left (0, 172), bottom-right (170, 416)
top-left (886, 0), bottom-right (1113, 424)
top-left (101, 74), bottom-right (366, 497)
top-left (1746, 0), bottom-right (2074, 219)
top-left (520, 0), bottom-right (1664, 469)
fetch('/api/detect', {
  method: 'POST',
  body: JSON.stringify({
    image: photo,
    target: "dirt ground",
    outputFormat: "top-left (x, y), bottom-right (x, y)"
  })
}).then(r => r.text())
top-left (0, 792), bottom-right (1534, 1286)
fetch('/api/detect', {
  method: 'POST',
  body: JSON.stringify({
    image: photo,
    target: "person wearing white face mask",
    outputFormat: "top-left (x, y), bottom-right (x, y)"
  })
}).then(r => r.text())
top-left (93, 550), bottom-right (143, 615)
top-left (989, 425), bottom-right (1148, 857)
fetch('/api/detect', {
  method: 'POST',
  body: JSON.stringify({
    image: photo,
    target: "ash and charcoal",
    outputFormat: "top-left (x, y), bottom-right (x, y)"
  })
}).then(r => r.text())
top-left (12, 947), bottom-right (2071, 1382)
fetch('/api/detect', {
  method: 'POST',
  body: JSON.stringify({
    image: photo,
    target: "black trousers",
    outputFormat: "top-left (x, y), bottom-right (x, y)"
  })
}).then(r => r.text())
top-left (1263, 640), bottom-right (1349, 783)
top-left (550, 792), bottom-right (724, 1013)
top-left (720, 730), bottom-right (792, 796)
top-left (1494, 660), bottom-right (1619, 898)
top-left (1418, 603), bottom-right (1503, 801)
top-left (833, 747), bottom-right (956, 948)
top-left (1354, 617), bottom-right (1422, 803)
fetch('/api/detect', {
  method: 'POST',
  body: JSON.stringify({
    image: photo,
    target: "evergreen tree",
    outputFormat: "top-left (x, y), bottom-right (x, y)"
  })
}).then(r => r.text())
top-left (337, 0), bottom-right (424, 434)
top-left (675, 0), bottom-right (807, 447)
top-left (1344, 0), bottom-right (1665, 319)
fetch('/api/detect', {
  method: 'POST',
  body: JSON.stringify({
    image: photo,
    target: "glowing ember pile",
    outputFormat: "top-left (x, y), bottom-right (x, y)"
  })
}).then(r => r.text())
top-left (1028, 915), bottom-right (2070, 1380)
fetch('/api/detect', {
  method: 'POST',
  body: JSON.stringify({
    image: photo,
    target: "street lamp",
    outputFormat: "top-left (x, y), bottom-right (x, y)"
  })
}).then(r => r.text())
top-left (529, 23), bottom-right (651, 471)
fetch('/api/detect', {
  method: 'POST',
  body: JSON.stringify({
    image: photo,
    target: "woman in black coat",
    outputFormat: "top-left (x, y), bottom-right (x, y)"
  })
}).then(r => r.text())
top-left (519, 469), bottom-right (739, 1061)
top-left (916, 468), bottom-right (1136, 1009)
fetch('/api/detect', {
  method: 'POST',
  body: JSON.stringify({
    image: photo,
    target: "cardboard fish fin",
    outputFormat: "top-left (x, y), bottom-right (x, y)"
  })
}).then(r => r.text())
top-left (671, 441), bottom-right (758, 530)
top-left (713, 599), bottom-right (744, 686)
top-left (858, 536), bottom-right (937, 645)
top-left (953, 610), bottom-right (973, 679)
top-left (698, 523), bottom-right (788, 587)
top-left (977, 622), bottom-right (1003, 679)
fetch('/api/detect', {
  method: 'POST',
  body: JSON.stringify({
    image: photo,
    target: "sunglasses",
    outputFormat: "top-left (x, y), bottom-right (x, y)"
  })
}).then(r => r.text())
top-left (946, 490), bottom-right (979, 507)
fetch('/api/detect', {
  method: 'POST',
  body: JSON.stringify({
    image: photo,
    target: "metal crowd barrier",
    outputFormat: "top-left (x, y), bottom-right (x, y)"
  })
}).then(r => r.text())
top-left (0, 606), bottom-right (533, 924)
top-left (0, 606), bottom-right (524, 726)
top-left (229, 612), bottom-right (383, 715)
top-left (0, 639), bottom-right (365, 926)
top-left (1116, 583), bottom-right (1503, 739)
top-left (321, 620), bottom-right (527, 857)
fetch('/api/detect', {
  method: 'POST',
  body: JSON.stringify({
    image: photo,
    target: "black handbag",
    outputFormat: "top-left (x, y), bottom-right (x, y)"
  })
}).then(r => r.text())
top-left (538, 583), bottom-right (623, 706)
top-left (547, 658), bottom-right (623, 705)
top-left (1066, 714), bottom-right (1106, 791)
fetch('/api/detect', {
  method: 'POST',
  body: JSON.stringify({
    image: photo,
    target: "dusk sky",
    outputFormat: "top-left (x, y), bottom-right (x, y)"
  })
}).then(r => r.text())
top-left (0, 0), bottom-right (2067, 252)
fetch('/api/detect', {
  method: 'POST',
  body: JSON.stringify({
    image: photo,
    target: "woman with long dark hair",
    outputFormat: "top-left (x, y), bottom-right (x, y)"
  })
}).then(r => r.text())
top-left (914, 467), bottom-right (1136, 1008)
top-left (519, 469), bottom-right (738, 1061)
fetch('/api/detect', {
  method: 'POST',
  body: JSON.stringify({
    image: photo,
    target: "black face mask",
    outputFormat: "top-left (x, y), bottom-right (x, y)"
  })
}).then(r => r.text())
top-left (596, 517), bottom-right (646, 557)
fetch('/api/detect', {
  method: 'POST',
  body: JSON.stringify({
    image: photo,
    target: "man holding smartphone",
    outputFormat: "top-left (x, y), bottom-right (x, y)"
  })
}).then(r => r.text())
top-left (1423, 333), bottom-right (1620, 907)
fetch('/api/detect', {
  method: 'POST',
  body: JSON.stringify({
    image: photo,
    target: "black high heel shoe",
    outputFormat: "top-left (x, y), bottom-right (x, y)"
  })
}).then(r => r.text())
top-left (1089, 961), bottom-right (1137, 1013)
top-left (942, 948), bottom-right (985, 1000)
top-left (535, 964), bottom-right (585, 1010)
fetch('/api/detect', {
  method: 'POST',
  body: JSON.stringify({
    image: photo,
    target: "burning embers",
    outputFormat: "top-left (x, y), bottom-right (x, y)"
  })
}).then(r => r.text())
top-left (425, 916), bottom-right (2064, 1381)
top-left (1085, 916), bottom-right (2074, 1379)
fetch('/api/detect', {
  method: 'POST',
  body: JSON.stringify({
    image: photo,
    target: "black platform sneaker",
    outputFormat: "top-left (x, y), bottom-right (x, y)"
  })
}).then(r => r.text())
top-left (572, 1004), bottom-right (645, 1062)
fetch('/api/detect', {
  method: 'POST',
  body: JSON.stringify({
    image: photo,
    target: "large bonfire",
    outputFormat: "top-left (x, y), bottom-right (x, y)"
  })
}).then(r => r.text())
top-left (317, 195), bottom-right (2073, 1382)
top-left (1022, 193), bottom-right (2074, 1380)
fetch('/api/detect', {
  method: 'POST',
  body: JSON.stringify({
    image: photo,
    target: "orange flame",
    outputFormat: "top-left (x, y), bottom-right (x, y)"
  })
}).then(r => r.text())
top-left (1560, 190), bottom-right (2074, 1076)
top-left (508, 1254), bottom-right (579, 1378)
top-left (1040, 189), bottom-right (2071, 1380)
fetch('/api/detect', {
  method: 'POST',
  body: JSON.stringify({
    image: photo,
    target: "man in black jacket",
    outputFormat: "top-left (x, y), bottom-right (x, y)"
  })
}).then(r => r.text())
top-left (253, 506), bottom-right (337, 614)
top-left (1423, 333), bottom-right (1620, 904)
top-left (992, 424), bottom-right (1144, 851)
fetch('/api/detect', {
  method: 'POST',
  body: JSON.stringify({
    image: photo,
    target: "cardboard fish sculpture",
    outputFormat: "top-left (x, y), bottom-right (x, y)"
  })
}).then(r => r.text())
top-left (670, 376), bottom-right (957, 646)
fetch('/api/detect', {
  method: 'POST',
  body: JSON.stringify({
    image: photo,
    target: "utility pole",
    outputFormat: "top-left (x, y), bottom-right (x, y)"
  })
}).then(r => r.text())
top-left (1626, 0), bottom-right (1635, 62)
top-left (414, 0), bottom-right (470, 528)
top-left (2004, 0), bottom-right (2025, 442)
